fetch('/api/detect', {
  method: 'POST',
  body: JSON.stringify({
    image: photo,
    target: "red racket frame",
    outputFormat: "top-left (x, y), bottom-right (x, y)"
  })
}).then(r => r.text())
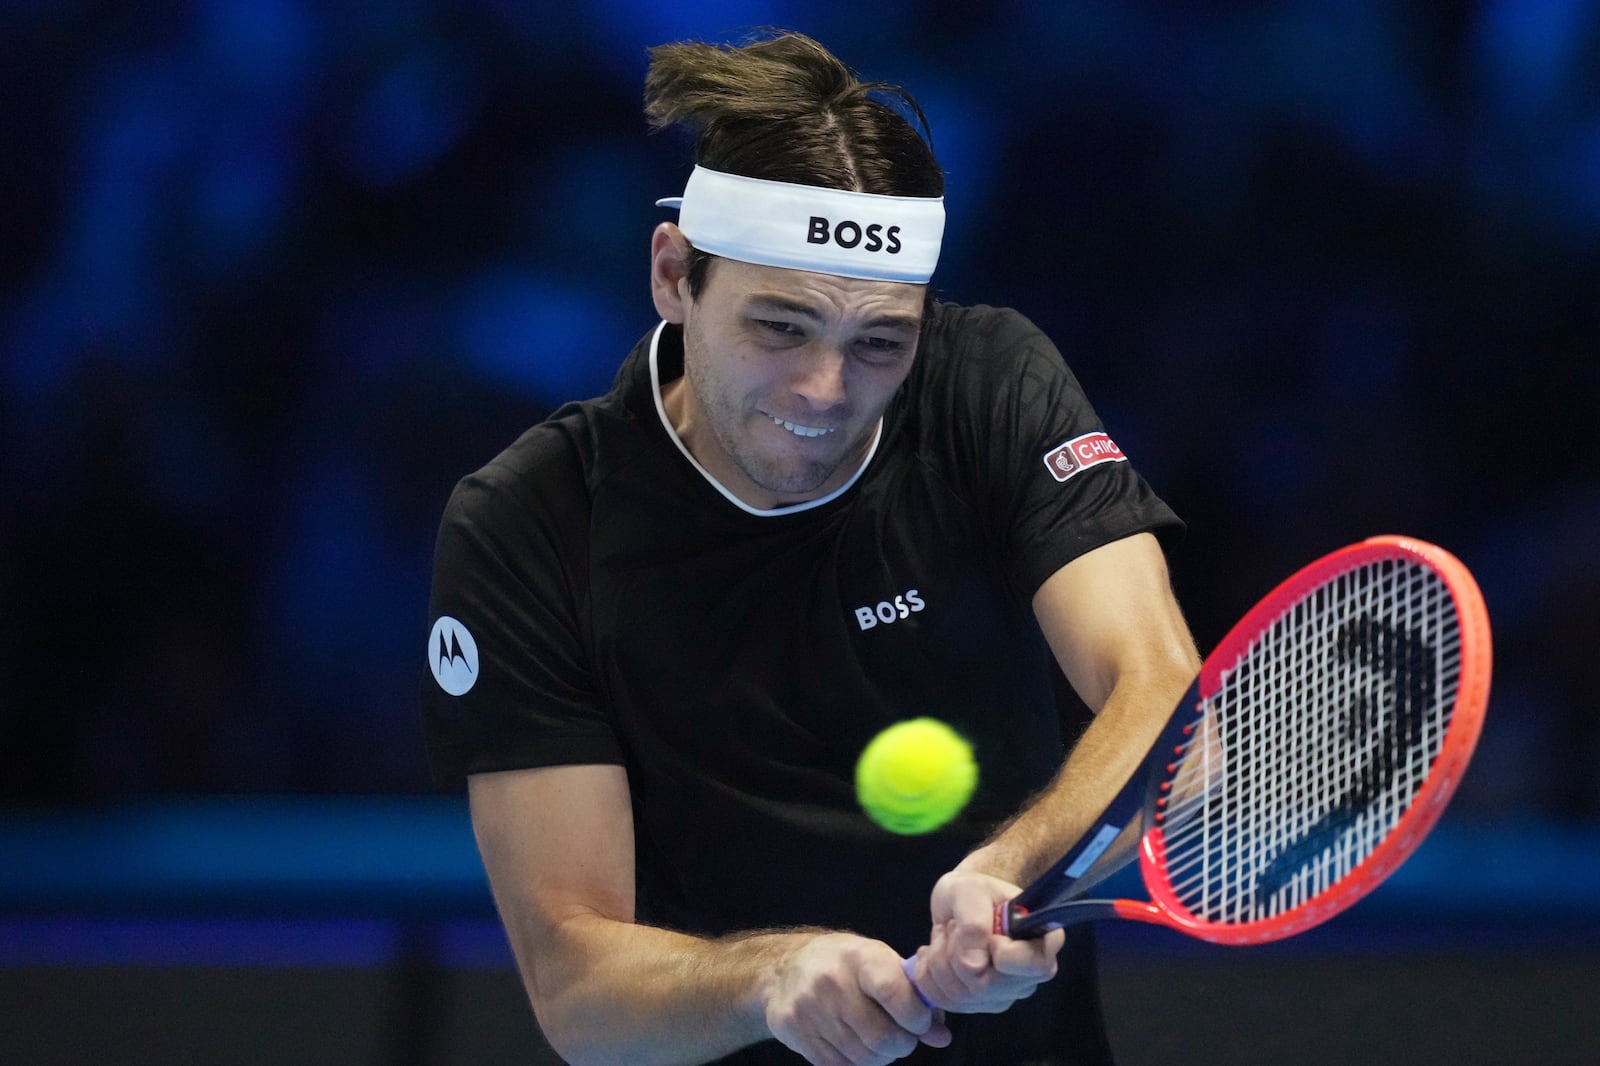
top-left (1122, 535), bottom-right (1494, 944)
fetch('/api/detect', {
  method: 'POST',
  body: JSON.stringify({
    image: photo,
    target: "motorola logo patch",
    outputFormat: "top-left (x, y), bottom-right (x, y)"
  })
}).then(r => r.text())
top-left (428, 616), bottom-right (479, 696)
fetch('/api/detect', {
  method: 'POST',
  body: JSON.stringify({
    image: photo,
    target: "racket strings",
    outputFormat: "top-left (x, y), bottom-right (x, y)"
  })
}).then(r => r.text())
top-left (1155, 558), bottom-right (1462, 926)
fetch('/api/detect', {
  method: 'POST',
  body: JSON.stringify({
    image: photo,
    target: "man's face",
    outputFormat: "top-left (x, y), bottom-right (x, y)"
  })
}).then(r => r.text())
top-left (670, 256), bottom-right (925, 509)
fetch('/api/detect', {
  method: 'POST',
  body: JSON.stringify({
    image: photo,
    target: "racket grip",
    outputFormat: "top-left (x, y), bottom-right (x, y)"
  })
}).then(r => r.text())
top-left (900, 956), bottom-right (934, 1008)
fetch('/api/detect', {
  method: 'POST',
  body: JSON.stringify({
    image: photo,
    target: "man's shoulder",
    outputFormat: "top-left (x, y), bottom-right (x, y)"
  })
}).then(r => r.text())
top-left (914, 300), bottom-right (1064, 400)
top-left (924, 299), bottom-right (1049, 354)
top-left (442, 326), bottom-right (660, 533)
top-left (443, 403), bottom-right (605, 528)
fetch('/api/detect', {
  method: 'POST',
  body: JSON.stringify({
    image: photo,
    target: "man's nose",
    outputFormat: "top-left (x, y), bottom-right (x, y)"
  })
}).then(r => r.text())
top-left (791, 345), bottom-right (847, 409)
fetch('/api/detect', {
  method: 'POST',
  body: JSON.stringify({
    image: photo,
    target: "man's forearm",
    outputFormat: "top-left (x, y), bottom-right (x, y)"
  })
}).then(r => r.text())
top-left (959, 666), bottom-right (1193, 889)
top-left (517, 912), bottom-right (818, 1066)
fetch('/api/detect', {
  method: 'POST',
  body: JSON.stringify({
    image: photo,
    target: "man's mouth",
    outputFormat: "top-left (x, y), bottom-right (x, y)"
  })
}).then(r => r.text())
top-left (770, 415), bottom-right (836, 439)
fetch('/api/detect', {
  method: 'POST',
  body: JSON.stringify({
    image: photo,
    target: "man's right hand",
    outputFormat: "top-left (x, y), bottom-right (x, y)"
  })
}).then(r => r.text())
top-left (763, 932), bottom-right (952, 1066)
top-left (906, 868), bottom-right (1064, 1015)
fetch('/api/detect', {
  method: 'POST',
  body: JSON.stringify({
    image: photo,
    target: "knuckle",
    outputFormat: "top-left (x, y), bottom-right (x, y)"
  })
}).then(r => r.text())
top-left (867, 1029), bottom-right (917, 1061)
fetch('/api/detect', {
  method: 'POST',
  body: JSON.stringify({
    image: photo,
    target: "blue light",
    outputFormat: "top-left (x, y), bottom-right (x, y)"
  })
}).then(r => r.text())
top-left (334, 45), bottom-right (485, 186)
top-left (451, 266), bottom-right (639, 402)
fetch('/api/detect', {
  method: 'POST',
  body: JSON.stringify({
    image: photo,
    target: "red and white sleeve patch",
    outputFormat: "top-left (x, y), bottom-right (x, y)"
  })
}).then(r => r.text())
top-left (1042, 431), bottom-right (1127, 483)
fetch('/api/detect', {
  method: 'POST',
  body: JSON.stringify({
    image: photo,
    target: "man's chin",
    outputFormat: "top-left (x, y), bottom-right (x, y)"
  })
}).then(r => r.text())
top-left (745, 461), bottom-right (839, 503)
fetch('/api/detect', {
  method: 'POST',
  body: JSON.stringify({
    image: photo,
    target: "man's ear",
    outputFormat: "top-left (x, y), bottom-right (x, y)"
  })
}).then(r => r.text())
top-left (650, 223), bottom-right (694, 323)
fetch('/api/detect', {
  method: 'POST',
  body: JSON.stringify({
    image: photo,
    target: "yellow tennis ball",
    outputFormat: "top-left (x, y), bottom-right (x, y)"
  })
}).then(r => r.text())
top-left (855, 718), bottom-right (978, 835)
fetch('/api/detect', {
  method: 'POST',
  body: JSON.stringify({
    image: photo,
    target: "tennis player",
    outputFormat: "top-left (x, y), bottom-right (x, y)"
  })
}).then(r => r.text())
top-left (422, 31), bottom-right (1199, 1066)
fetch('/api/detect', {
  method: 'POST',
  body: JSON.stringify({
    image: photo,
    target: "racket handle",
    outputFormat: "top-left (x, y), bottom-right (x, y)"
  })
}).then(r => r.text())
top-left (900, 956), bottom-right (934, 1008)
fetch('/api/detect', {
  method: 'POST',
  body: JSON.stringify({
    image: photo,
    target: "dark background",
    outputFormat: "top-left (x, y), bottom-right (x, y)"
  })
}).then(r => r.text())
top-left (2, 3), bottom-right (1597, 1064)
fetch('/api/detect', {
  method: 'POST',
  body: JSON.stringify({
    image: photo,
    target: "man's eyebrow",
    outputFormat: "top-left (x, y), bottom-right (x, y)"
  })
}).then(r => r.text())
top-left (746, 294), bottom-right (922, 332)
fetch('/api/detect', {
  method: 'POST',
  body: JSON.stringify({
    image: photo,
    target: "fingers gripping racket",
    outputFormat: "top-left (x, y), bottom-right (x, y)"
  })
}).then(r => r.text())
top-left (1000, 535), bottom-right (1491, 945)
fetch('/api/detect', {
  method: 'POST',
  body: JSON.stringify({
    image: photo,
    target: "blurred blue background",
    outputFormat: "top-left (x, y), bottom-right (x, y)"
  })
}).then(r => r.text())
top-left (1, 1), bottom-right (1597, 1062)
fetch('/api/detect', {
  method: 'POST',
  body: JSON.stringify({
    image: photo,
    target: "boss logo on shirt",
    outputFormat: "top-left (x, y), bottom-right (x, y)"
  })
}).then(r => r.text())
top-left (854, 588), bottom-right (925, 630)
top-left (807, 216), bottom-right (904, 254)
top-left (1042, 431), bottom-right (1126, 483)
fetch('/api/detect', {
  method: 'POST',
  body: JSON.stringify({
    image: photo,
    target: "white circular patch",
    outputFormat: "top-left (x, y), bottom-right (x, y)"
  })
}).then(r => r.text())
top-left (428, 616), bottom-right (479, 696)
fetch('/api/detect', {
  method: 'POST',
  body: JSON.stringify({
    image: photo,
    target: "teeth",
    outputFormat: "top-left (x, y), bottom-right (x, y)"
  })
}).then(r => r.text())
top-left (772, 416), bottom-right (834, 438)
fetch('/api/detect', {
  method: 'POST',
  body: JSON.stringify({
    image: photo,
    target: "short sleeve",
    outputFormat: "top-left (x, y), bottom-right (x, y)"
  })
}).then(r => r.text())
top-left (927, 305), bottom-right (1183, 601)
top-left (419, 434), bottom-right (622, 784)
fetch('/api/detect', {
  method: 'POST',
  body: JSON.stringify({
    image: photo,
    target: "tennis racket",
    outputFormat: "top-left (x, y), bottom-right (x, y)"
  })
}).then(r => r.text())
top-left (948, 535), bottom-right (1491, 954)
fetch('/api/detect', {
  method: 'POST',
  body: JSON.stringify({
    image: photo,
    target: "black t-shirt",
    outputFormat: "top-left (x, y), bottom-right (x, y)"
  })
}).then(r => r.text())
top-left (422, 301), bottom-right (1182, 1064)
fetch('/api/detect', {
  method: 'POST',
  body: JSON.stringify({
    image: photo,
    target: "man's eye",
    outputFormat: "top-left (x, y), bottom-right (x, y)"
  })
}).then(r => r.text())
top-left (756, 319), bottom-right (801, 336)
top-left (857, 337), bottom-right (909, 361)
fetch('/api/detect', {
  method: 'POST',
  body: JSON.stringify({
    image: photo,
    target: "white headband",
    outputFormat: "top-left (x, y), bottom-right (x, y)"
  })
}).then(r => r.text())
top-left (655, 166), bottom-right (945, 284)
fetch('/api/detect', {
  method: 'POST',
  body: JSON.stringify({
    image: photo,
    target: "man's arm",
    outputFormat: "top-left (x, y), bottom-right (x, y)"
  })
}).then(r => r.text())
top-left (972, 531), bottom-right (1200, 883)
top-left (468, 763), bottom-right (950, 1066)
top-left (908, 532), bottom-right (1201, 1010)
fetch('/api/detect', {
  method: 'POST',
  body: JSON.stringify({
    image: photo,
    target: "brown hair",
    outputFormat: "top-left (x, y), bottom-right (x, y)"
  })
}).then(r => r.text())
top-left (645, 31), bottom-right (944, 295)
